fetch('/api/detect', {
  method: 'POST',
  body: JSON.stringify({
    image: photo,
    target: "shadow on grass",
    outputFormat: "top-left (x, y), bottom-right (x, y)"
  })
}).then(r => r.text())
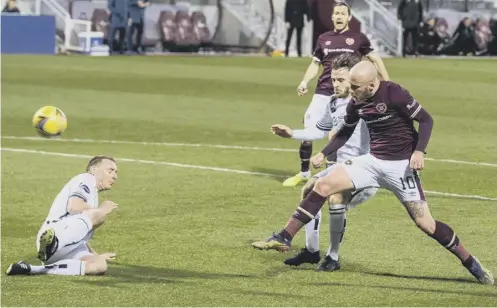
top-left (310, 281), bottom-right (497, 298)
top-left (72, 263), bottom-right (254, 287)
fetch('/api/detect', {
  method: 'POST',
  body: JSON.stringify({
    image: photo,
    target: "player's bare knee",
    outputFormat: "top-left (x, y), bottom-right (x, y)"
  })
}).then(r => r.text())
top-left (313, 177), bottom-right (335, 196)
top-left (301, 140), bottom-right (312, 146)
top-left (328, 191), bottom-right (352, 205)
top-left (301, 177), bottom-right (317, 200)
top-left (83, 257), bottom-right (108, 275)
top-left (328, 193), bottom-right (343, 205)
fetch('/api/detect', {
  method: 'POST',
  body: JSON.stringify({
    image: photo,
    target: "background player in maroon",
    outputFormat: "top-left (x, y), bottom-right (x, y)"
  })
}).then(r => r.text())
top-left (284, 2), bottom-right (390, 187)
top-left (253, 61), bottom-right (493, 285)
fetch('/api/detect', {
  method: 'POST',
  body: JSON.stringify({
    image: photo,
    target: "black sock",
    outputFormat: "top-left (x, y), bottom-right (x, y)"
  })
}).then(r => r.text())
top-left (300, 142), bottom-right (312, 173)
top-left (429, 220), bottom-right (470, 263)
top-left (326, 152), bottom-right (337, 167)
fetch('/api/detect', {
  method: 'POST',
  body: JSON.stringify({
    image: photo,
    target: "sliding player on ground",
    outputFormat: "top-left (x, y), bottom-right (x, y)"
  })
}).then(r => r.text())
top-left (6, 156), bottom-right (119, 276)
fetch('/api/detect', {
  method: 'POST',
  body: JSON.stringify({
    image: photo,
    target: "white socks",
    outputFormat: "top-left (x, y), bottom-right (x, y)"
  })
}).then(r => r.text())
top-left (327, 204), bottom-right (347, 261)
top-left (305, 209), bottom-right (321, 252)
top-left (30, 260), bottom-right (85, 276)
top-left (300, 171), bottom-right (311, 178)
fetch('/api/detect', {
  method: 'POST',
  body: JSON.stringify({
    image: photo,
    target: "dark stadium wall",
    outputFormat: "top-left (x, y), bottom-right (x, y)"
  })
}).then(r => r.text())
top-left (308, 0), bottom-right (361, 49)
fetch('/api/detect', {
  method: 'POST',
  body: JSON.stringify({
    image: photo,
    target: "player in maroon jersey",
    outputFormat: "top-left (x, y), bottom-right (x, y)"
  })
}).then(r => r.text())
top-left (253, 61), bottom-right (494, 285)
top-left (283, 2), bottom-right (390, 188)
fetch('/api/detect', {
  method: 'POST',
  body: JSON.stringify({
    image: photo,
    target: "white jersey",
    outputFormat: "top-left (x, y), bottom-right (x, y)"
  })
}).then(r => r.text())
top-left (309, 96), bottom-right (370, 161)
top-left (44, 173), bottom-right (99, 223)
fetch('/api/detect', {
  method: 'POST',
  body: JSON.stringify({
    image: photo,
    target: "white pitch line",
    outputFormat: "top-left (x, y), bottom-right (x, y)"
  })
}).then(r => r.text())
top-left (2, 147), bottom-right (497, 202)
top-left (1, 148), bottom-right (285, 178)
top-left (3, 136), bottom-right (497, 168)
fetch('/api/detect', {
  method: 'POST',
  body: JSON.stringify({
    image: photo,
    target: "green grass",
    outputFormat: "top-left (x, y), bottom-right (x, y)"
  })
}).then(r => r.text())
top-left (2, 55), bottom-right (497, 307)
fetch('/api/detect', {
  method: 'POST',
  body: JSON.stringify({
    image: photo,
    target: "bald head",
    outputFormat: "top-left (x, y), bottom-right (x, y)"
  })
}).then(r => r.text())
top-left (350, 61), bottom-right (378, 84)
top-left (348, 61), bottom-right (380, 101)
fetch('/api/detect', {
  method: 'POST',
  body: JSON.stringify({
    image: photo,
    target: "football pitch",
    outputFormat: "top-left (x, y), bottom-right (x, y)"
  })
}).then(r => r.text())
top-left (1, 55), bottom-right (497, 307)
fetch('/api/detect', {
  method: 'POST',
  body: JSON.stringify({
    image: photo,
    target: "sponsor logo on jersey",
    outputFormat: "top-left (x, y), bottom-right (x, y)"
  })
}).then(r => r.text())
top-left (376, 103), bottom-right (387, 113)
top-left (365, 114), bottom-right (394, 124)
top-left (80, 183), bottom-right (90, 194)
top-left (406, 100), bottom-right (417, 110)
top-left (323, 48), bottom-right (354, 55)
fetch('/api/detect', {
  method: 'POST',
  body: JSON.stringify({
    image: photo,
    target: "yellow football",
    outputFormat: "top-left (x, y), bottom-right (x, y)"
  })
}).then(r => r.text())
top-left (32, 106), bottom-right (67, 138)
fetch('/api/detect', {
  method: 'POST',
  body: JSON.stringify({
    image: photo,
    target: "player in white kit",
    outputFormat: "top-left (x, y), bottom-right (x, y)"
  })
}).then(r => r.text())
top-left (269, 54), bottom-right (377, 271)
top-left (6, 156), bottom-right (119, 276)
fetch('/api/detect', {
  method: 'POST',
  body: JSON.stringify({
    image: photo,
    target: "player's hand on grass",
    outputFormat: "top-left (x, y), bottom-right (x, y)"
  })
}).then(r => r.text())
top-left (410, 151), bottom-right (425, 170)
top-left (100, 200), bottom-right (119, 214)
top-left (100, 252), bottom-right (117, 261)
top-left (297, 81), bottom-right (308, 96)
top-left (270, 124), bottom-right (293, 138)
top-left (311, 153), bottom-right (325, 169)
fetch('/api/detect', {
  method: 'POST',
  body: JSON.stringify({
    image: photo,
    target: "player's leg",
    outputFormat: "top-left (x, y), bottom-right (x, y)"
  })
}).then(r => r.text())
top-left (283, 94), bottom-right (330, 187)
top-left (284, 177), bottom-right (321, 266)
top-left (37, 207), bottom-right (113, 262)
top-left (317, 187), bottom-right (378, 271)
top-left (253, 154), bottom-right (379, 251)
top-left (7, 244), bottom-right (107, 276)
top-left (315, 192), bottom-right (348, 272)
top-left (383, 161), bottom-right (494, 285)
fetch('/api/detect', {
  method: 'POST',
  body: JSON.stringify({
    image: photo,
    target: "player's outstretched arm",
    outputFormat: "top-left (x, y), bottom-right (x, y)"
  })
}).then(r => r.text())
top-left (86, 242), bottom-right (117, 260)
top-left (298, 59), bottom-right (320, 96)
top-left (270, 124), bottom-right (328, 140)
top-left (365, 52), bottom-right (390, 81)
top-left (291, 126), bottom-right (329, 141)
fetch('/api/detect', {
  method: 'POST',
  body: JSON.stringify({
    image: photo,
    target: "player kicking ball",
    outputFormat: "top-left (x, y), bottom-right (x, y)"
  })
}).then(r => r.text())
top-left (6, 156), bottom-right (119, 276)
top-left (269, 54), bottom-right (376, 271)
top-left (253, 61), bottom-right (494, 285)
top-left (283, 2), bottom-right (390, 187)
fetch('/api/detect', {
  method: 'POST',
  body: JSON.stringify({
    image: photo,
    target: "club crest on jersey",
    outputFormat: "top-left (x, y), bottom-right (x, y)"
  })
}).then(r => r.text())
top-left (345, 159), bottom-right (353, 165)
top-left (345, 38), bottom-right (354, 45)
top-left (376, 103), bottom-right (387, 113)
top-left (79, 183), bottom-right (90, 194)
top-left (325, 41), bottom-right (331, 45)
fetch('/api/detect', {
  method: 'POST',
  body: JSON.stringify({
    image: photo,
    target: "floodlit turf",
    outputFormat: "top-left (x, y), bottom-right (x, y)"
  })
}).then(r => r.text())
top-left (1, 55), bottom-right (497, 306)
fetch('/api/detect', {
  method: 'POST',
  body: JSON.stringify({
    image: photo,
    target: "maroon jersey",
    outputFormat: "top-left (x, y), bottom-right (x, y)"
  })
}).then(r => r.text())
top-left (344, 81), bottom-right (423, 160)
top-left (313, 30), bottom-right (373, 96)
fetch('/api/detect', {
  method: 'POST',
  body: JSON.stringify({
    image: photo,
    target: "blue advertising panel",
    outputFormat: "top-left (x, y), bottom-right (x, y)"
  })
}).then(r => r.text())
top-left (1, 15), bottom-right (56, 55)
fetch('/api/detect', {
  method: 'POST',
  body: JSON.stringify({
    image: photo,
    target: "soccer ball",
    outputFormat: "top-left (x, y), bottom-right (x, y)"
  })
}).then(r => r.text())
top-left (32, 106), bottom-right (68, 138)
